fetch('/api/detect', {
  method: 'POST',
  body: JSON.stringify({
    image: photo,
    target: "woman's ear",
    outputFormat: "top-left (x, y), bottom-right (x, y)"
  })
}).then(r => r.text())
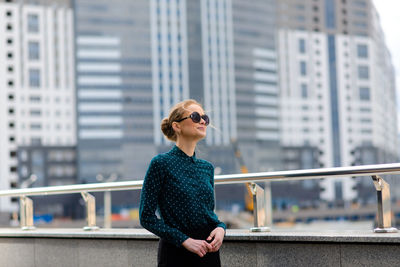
top-left (172, 121), bottom-right (181, 134)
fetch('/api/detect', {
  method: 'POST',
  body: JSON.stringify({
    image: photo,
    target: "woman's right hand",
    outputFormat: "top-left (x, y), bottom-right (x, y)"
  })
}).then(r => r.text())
top-left (182, 238), bottom-right (213, 257)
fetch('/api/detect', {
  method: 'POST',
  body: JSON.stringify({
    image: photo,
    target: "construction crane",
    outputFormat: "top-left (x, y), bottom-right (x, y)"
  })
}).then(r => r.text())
top-left (231, 138), bottom-right (254, 212)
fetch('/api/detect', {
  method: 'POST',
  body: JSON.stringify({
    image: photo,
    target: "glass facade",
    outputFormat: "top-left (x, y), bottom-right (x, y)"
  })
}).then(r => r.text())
top-left (328, 34), bottom-right (341, 167)
top-left (232, 0), bottom-right (280, 172)
top-left (75, 0), bottom-right (155, 182)
top-left (325, 0), bottom-right (336, 29)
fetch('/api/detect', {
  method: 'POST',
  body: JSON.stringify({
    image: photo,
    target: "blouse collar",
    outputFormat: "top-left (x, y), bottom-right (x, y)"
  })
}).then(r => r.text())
top-left (170, 145), bottom-right (197, 163)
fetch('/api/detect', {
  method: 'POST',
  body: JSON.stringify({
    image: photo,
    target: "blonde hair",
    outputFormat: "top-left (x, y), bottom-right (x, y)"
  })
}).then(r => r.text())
top-left (161, 99), bottom-right (203, 142)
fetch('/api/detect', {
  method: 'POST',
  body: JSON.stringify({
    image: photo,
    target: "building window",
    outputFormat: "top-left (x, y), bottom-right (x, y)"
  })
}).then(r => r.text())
top-left (31, 138), bottom-right (42, 145)
top-left (357, 44), bottom-right (368, 58)
top-left (6, 24), bottom-right (12, 31)
top-left (296, 15), bottom-right (306, 22)
top-left (359, 87), bottom-right (370, 101)
top-left (7, 39), bottom-right (12, 45)
top-left (29, 96), bottom-right (41, 102)
top-left (30, 123), bottom-right (42, 130)
top-left (360, 118), bottom-right (371, 123)
top-left (301, 83), bottom-right (308, 98)
top-left (300, 61), bottom-right (307, 76)
top-left (358, 65), bottom-right (369, 79)
top-left (298, 39), bottom-right (306, 53)
top-left (27, 14), bottom-right (39, 33)
top-left (361, 129), bottom-right (372, 134)
top-left (360, 107), bottom-right (371, 112)
top-left (28, 41), bottom-right (39, 60)
top-left (353, 0), bottom-right (367, 7)
top-left (30, 109), bottom-right (41, 116)
top-left (6, 10), bottom-right (12, 17)
top-left (354, 10), bottom-right (367, 17)
top-left (29, 69), bottom-right (40, 87)
top-left (353, 21), bottom-right (367, 29)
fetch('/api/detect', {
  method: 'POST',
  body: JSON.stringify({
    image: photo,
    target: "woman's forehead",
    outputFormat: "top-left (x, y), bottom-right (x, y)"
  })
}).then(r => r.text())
top-left (185, 104), bottom-right (204, 113)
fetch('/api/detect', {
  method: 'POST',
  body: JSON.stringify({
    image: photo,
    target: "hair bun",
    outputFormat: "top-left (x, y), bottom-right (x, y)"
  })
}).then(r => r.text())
top-left (161, 117), bottom-right (176, 141)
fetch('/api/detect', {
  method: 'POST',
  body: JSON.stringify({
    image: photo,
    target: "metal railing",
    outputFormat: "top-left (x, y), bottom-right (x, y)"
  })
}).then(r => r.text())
top-left (1, 163), bottom-right (400, 233)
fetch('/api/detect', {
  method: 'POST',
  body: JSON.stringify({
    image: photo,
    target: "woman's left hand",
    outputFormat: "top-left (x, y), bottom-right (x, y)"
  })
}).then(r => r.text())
top-left (206, 227), bottom-right (225, 252)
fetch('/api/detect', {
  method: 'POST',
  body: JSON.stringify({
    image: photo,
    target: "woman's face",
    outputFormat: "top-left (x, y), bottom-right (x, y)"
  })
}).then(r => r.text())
top-left (176, 104), bottom-right (208, 141)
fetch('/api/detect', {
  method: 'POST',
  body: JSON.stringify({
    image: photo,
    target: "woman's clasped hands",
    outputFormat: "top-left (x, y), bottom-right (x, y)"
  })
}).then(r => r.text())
top-left (182, 227), bottom-right (225, 257)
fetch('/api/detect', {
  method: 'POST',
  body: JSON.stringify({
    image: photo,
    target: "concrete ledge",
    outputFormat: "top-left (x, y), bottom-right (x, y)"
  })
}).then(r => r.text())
top-left (0, 228), bottom-right (400, 243)
top-left (1, 228), bottom-right (400, 266)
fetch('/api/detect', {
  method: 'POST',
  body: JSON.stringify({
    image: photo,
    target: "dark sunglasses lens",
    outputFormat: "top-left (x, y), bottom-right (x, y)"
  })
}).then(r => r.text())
top-left (190, 112), bottom-right (201, 123)
top-left (202, 115), bottom-right (210, 125)
top-left (189, 112), bottom-right (209, 125)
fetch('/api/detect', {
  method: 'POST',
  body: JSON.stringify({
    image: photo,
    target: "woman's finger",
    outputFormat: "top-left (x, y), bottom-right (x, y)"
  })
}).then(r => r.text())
top-left (200, 249), bottom-right (205, 257)
top-left (210, 236), bottom-right (221, 247)
top-left (207, 232), bottom-right (215, 241)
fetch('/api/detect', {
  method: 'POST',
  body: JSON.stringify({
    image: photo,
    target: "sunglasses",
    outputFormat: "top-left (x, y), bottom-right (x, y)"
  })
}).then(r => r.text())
top-left (175, 111), bottom-right (210, 126)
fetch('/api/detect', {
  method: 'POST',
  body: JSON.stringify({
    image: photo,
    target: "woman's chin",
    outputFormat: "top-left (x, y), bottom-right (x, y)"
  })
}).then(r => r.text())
top-left (196, 132), bottom-right (206, 140)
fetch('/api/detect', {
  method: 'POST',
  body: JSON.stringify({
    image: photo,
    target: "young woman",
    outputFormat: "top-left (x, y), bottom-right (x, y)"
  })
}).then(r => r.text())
top-left (139, 99), bottom-right (226, 267)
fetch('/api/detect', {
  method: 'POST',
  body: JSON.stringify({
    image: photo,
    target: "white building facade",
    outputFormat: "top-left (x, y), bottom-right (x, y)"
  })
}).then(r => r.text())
top-left (278, 16), bottom-right (397, 202)
top-left (149, 0), bottom-right (237, 146)
top-left (0, 2), bottom-right (75, 211)
top-left (150, 0), bottom-right (190, 145)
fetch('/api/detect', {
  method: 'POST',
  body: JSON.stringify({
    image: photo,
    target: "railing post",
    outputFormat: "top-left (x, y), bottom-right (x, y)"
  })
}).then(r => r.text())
top-left (81, 192), bottom-right (99, 231)
top-left (249, 183), bottom-right (270, 232)
top-left (264, 181), bottom-right (273, 227)
top-left (104, 191), bottom-right (112, 228)
top-left (19, 196), bottom-right (35, 230)
top-left (371, 175), bottom-right (398, 233)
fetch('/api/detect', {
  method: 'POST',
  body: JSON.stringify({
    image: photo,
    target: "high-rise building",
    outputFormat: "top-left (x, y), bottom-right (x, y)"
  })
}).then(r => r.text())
top-left (277, 0), bottom-right (397, 204)
top-left (75, 0), bottom-right (280, 185)
top-left (75, 0), bottom-right (157, 182)
top-left (0, 0), bottom-right (75, 212)
top-left (231, 0), bottom-right (281, 173)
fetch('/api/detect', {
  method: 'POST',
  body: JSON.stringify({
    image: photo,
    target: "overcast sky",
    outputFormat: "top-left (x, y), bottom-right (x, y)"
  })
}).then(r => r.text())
top-left (372, 0), bottom-right (400, 131)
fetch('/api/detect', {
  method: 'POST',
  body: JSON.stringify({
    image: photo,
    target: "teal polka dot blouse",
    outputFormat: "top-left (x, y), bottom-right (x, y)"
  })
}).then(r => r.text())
top-left (139, 145), bottom-right (226, 247)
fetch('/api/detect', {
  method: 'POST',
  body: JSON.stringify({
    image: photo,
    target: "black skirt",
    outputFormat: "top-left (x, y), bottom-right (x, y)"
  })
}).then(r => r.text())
top-left (157, 227), bottom-right (221, 267)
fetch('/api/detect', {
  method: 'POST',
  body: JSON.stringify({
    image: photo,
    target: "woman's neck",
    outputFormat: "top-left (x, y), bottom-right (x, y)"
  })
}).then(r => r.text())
top-left (176, 139), bottom-right (196, 157)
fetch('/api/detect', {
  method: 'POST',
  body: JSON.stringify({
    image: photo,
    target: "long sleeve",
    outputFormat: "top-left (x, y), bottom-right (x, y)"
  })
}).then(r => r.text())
top-left (209, 165), bottom-right (227, 232)
top-left (139, 157), bottom-right (189, 247)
